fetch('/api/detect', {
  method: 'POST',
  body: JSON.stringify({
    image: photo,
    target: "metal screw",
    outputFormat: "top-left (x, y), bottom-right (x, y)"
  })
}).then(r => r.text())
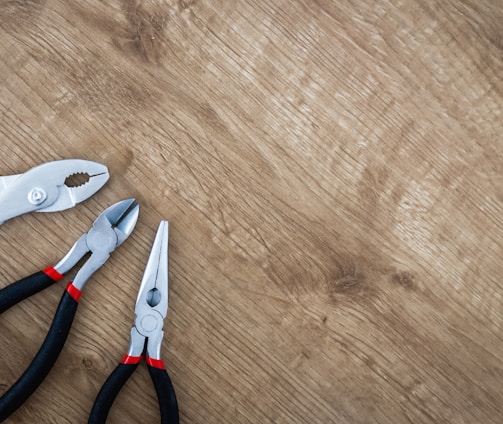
top-left (28, 187), bottom-right (47, 205)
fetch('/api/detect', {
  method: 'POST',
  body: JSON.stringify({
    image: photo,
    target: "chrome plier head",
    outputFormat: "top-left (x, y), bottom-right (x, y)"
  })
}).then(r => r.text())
top-left (0, 159), bottom-right (109, 224)
top-left (55, 199), bottom-right (140, 291)
top-left (126, 221), bottom-right (169, 362)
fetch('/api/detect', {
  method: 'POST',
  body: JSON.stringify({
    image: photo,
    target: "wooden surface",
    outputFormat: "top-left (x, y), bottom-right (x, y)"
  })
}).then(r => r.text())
top-left (0, 0), bottom-right (502, 423)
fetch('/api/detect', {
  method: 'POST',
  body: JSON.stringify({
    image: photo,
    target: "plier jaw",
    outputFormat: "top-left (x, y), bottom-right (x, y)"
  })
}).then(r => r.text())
top-left (125, 220), bottom-right (169, 362)
top-left (0, 159), bottom-right (109, 224)
top-left (54, 199), bottom-right (140, 291)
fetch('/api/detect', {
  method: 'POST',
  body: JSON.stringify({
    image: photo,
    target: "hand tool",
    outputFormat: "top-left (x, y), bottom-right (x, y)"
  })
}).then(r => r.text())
top-left (0, 199), bottom-right (139, 422)
top-left (88, 220), bottom-right (178, 424)
top-left (0, 159), bottom-right (109, 224)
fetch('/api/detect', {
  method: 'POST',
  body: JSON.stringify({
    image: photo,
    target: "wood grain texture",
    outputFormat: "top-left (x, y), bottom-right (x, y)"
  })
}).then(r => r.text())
top-left (0, 0), bottom-right (502, 422)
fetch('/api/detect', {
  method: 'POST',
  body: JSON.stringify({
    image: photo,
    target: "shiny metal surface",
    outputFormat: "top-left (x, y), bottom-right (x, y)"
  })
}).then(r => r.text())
top-left (126, 221), bottom-right (169, 361)
top-left (0, 159), bottom-right (109, 224)
top-left (54, 199), bottom-right (139, 290)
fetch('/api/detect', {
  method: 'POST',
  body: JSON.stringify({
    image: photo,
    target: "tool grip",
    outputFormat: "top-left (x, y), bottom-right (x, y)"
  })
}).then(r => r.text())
top-left (148, 364), bottom-right (179, 424)
top-left (88, 362), bottom-right (139, 424)
top-left (0, 270), bottom-right (59, 314)
top-left (0, 290), bottom-right (78, 422)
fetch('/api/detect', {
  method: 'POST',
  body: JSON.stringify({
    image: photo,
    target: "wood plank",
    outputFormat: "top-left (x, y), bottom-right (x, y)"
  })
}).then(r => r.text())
top-left (0, 0), bottom-right (502, 422)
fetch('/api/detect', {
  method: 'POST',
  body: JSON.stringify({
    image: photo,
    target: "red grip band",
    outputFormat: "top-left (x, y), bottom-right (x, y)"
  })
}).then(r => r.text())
top-left (66, 282), bottom-right (82, 302)
top-left (146, 356), bottom-right (165, 369)
top-left (121, 355), bottom-right (142, 365)
top-left (43, 266), bottom-right (64, 281)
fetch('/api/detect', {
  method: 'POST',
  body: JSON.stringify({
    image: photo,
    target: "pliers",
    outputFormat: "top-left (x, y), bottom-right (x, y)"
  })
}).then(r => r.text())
top-left (88, 220), bottom-right (179, 424)
top-left (0, 159), bottom-right (109, 224)
top-left (0, 199), bottom-right (140, 422)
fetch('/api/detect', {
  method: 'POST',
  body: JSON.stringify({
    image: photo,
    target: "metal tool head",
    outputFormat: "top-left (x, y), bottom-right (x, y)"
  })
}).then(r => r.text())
top-left (55, 199), bottom-right (140, 290)
top-left (135, 220), bottom-right (169, 320)
top-left (90, 198), bottom-right (140, 249)
top-left (0, 159), bottom-right (109, 224)
top-left (125, 221), bottom-right (169, 360)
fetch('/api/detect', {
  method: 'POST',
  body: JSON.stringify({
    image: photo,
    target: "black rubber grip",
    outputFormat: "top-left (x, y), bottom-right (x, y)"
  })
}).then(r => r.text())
top-left (0, 290), bottom-right (79, 422)
top-left (148, 365), bottom-right (179, 424)
top-left (88, 362), bottom-right (139, 424)
top-left (0, 271), bottom-right (58, 314)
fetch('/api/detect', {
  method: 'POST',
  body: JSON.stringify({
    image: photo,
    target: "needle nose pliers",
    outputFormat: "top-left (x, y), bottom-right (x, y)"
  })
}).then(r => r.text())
top-left (0, 199), bottom-right (140, 422)
top-left (0, 159), bottom-right (109, 224)
top-left (88, 220), bottom-right (179, 424)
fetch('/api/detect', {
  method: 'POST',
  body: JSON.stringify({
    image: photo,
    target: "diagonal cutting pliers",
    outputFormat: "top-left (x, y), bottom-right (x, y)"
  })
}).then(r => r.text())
top-left (88, 220), bottom-right (179, 424)
top-left (0, 199), bottom-right (140, 422)
top-left (0, 159), bottom-right (109, 224)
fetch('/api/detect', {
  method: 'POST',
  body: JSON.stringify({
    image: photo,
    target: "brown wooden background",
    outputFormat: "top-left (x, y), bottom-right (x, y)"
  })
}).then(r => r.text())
top-left (1, 1), bottom-right (502, 423)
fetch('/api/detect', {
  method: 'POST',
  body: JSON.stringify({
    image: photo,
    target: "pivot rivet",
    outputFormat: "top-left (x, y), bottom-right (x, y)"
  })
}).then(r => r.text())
top-left (28, 187), bottom-right (47, 205)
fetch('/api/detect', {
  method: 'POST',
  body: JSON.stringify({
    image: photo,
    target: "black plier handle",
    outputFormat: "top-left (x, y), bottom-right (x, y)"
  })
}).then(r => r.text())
top-left (0, 267), bottom-right (63, 314)
top-left (89, 355), bottom-right (178, 424)
top-left (0, 273), bottom-right (80, 422)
